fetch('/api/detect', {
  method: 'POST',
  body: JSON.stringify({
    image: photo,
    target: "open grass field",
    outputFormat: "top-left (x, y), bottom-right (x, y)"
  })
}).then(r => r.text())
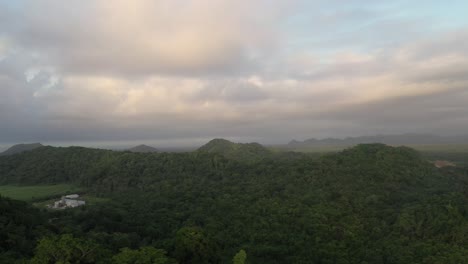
top-left (0, 184), bottom-right (82, 202)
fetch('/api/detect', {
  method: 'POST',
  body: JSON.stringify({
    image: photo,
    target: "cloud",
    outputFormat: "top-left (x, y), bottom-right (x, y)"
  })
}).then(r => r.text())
top-left (314, 88), bottom-right (468, 137)
top-left (1, 0), bottom-right (289, 77)
top-left (1, 1), bottom-right (468, 144)
top-left (188, 77), bottom-right (269, 104)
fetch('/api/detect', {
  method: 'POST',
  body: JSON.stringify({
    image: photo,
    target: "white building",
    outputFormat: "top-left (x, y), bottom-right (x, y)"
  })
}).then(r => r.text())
top-left (50, 195), bottom-right (86, 209)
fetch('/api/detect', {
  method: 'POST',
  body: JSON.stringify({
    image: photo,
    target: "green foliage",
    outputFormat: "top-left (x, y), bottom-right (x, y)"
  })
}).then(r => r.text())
top-left (197, 138), bottom-right (272, 162)
top-left (0, 195), bottom-right (47, 262)
top-left (30, 234), bottom-right (110, 264)
top-left (0, 143), bottom-right (467, 263)
top-left (0, 184), bottom-right (81, 201)
top-left (113, 247), bottom-right (171, 264)
top-left (174, 227), bottom-right (219, 264)
top-left (0, 146), bottom-right (111, 185)
top-left (0, 143), bottom-right (44, 156)
top-left (233, 249), bottom-right (247, 264)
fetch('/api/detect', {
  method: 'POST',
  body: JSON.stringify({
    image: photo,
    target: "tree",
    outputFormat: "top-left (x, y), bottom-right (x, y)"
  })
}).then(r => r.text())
top-left (174, 227), bottom-right (219, 264)
top-left (30, 234), bottom-right (109, 264)
top-left (112, 246), bottom-right (173, 264)
top-left (233, 249), bottom-right (247, 264)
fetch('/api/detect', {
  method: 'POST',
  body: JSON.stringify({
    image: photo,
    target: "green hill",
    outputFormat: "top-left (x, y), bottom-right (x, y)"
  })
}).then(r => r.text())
top-left (127, 144), bottom-right (158, 153)
top-left (197, 138), bottom-right (271, 162)
top-left (0, 143), bottom-right (44, 156)
top-left (0, 146), bottom-right (112, 185)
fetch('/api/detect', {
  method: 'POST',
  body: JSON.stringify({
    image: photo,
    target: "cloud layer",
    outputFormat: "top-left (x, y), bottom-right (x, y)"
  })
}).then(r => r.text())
top-left (1, 0), bottom-right (468, 145)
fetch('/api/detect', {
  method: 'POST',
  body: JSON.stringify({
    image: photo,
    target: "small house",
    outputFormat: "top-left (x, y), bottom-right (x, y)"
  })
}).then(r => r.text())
top-left (50, 195), bottom-right (86, 209)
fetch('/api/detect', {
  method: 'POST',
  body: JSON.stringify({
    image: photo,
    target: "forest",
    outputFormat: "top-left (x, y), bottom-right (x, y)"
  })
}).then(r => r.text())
top-left (0, 140), bottom-right (467, 263)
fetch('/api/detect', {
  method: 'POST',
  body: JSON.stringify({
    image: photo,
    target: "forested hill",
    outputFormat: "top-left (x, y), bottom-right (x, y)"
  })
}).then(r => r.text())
top-left (0, 143), bottom-right (443, 187)
top-left (0, 143), bottom-right (467, 263)
top-left (0, 143), bottom-right (465, 196)
top-left (127, 144), bottom-right (158, 153)
top-left (0, 143), bottom-right (44, 156)
top-left (197, 138), bottom-right (272, 161)
top-left (0, 146), bottom-right (114, 185)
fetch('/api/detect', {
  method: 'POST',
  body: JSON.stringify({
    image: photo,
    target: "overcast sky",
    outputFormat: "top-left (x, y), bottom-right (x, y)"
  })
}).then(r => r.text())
top-left (1, 0), bottom-right (468, 147)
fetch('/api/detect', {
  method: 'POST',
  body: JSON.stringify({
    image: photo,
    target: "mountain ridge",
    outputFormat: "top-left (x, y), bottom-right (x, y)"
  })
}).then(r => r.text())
top-left (0, 143), bottom-right (44, 156)
top-left (127, 144), bottom-right (158, 153)
top-left (287, 133), bottom-right (468, 147)
top-left (198, 138), bottom-right (272, 162)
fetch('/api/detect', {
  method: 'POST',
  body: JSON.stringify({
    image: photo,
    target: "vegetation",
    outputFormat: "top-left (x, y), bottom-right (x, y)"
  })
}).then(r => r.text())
top-left (0, 142), bottom-right (467, 263)
top-left (113, 246), bottom-right (174, 264)
top-left (0, 143), bottom-right (44, 156)
top-left (198, 138), bottom-right (272, 162)
top-left (233, 249), bottom-right (247, 264)
top-left (0, 196), bottom-right (47, 263)
top-left (127, 144), bottom-right (158, 153)
top-left (277, 143), bottom-right (468, 155)
top-left (0, 184), bottom-right (81, 201)
top-left (420, 151), bottom-right (468, 166)
top-left (30, 234), bottom-right (110, 264)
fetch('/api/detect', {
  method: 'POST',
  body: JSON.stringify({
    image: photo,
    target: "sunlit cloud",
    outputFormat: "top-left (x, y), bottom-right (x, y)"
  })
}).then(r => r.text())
top-left (1, 0), bottom-right (468, 144)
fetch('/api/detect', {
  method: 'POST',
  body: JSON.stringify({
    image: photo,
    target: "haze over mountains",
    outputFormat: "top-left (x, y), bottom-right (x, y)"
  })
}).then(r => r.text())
top-left (2, 133), bottom-right (468, 156)
top-left (288, 134), bottom-right (468, 147)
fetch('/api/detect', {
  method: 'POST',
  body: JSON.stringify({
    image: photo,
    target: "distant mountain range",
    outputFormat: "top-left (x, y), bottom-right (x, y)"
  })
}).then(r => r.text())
top-left (127, 144), bottom-right (158, 153)
top-left (287, 134), bottom-right (468, 147)
top-left (0, 143), bottom-right (44, 156)
top-left (2, 134), bottom-right (466, 156)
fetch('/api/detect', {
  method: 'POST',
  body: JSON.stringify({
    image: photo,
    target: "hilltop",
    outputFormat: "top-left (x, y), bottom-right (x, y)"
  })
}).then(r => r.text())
top-left (127, 144), bottom-right (158, 153)
top-left (197, 138), bottom-right (271, 161)
top-left (0, 143), bottom-right (44, 156)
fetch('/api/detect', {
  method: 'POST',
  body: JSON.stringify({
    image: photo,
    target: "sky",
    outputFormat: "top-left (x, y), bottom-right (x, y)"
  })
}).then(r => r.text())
top-left (1, 0), bottom-right (468, 147)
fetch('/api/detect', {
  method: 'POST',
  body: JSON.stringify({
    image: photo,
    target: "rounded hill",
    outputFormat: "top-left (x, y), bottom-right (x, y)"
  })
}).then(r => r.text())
top-left (197, 138), bottom-right (271, 162)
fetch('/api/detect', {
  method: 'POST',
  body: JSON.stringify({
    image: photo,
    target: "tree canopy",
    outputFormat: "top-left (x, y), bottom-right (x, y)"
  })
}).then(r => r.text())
top-left (0, 143), bottom-right (467, 263)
